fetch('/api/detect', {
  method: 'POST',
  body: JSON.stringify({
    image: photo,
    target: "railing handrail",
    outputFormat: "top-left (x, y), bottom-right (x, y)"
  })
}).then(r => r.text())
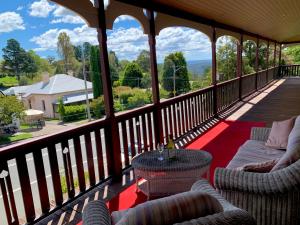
top-left (160, 85), bottom-right (213, 107)
top-left (0, 118), bottom-right (108, 159)
top-left (217, 77), bottom-right (239, 87)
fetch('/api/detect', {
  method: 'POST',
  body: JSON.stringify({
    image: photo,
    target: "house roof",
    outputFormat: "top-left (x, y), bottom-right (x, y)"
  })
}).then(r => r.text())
top-left (4, 74), bottom-right (93, 97)
top-left (53, 92), bottom-right (94, 105)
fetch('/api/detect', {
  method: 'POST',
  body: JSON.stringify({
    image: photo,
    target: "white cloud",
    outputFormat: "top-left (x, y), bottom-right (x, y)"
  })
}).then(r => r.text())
top-left (29, 0), bottom-right (55, 18)
top-left (50, 6), bottom-right (85, 24)
top-left (156, 27), bottom-right (211, 61)
top-left (114, 15), bottom-right (135, 23)
top-left (30, 25), bottom-right (98, 51)
top-left (30, 25), bottom-right (211, 61)
top-left (0, 12), bottom-right (25, 34)
top-left (107, 27), bottom-right (148, 60)
top-left (17, 6), bottom-right (23, 11)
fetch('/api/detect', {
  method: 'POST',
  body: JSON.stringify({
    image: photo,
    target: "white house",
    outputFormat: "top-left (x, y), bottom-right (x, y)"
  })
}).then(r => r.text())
top-left (4, 74), bottom-right (94, 118)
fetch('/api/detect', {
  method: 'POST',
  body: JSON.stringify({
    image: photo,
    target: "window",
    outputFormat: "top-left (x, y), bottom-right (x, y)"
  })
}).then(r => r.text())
top-left (42, 100), bottom-right (46, 111)
top-left (28, 100), bottom-right (32, 109)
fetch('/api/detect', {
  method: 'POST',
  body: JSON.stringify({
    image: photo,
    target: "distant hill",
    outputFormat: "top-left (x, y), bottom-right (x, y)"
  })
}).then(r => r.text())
top-left (158, 59), bottom-right (212, 78)
top-left (187, 60), bottom-right (212, 77)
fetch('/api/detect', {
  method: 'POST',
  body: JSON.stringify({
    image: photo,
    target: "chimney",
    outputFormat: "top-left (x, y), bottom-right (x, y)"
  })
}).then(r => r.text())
top-left (42, 72), bottom-right (50, 84)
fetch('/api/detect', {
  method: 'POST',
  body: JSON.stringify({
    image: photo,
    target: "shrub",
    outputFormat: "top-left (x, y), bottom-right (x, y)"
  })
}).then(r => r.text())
top-left (57, 97), bottom-right (65, 120)
top-left (122, 62), bottom-right (143, 88)
top-left (63, 104), bottom-right (86, 122)
top-left (159, 88), bottom-right (169, 99)
top-left (91, 96), bottom-right (105, 119)
top-left (127, 89), bottom-right (151, 109)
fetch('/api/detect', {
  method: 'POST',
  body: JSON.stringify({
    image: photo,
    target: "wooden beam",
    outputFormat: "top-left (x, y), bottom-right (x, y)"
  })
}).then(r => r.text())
top-left (274, 43), bottom-right (277, 67)
top-left (211, 27), bottom-right (218, 115)
top-left (116, 0), bottom-right (277, 43)
top-left (147, 9), bottom-right (163, 144)
top-left (266, 40), bottom-right (270, 82)
top-left (95, 0), bottom-right (122, 177)
top-left (279, 44), bottom-right (282, 66)
top-left (237, 34), bottom-right (243, 100)
top-left (255, 38), bottom-right (259, 90)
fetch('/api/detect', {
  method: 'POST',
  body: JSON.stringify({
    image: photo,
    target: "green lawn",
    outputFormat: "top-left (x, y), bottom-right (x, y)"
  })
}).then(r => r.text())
top-left (0, 76), bottom-right (18, 87)
top-left (0, 133), bottom-right (33, 145)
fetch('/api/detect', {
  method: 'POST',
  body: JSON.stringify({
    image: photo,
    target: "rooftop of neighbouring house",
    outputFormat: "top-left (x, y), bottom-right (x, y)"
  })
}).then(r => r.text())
top-left (3, 74), bottom-right (92, 97)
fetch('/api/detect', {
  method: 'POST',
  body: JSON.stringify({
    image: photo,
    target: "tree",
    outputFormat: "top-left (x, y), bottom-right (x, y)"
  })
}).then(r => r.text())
top-left (57, 97), bottom-right (65, 121)
top-left (47, 56), bottom-right (55, 65)
top-left (2, 39), bottom-right (37, 80)
top-left (217, 36), bottom-right (238, 82)
top-left (90, 96), bottom-right (105, 118)
top-left (284, 46), bottom-right (300, 64)
top-left (136, 50), bottom-right (150, 73)
top-left (90, 46), bottom-right (102, 98)
top-left (122, 63), bottom-right (143, 88)
top-left (162, 52), bottom-right (191, 96)
top-left (0, 96), bottom-right (25, 125)
top-left (57, 32), bottom-right (76, 73)
top-left (28, 50), bottom-right (54, 76)
top-left (108, 51), bottom-right (120, 82)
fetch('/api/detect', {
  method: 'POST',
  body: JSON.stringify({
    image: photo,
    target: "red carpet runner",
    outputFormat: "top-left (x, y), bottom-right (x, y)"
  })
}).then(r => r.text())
top-left (78, 120), bottom-right (265, 223)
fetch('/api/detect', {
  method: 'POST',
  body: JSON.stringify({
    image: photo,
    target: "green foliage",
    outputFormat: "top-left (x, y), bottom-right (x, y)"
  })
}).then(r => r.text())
top-left (122, 63), bottom-right (143, 88)
top-left (191, 67), bottom-right (212, 91)
top-left (0, 76), bottom-right (18, 87)
top-left (141, 72), bottom-right (151, 89)
top-left (159, 88), bottom-right (169, 99)
top-left (28, 50), bottom-right (54, 75)
top-left (57, 97), bottom-right (65, 120)
top-left (90, 46), bottom-right (103, 98)
top-left (90, 96), bottom-right (105, 119)
top-left (0, 133), bottom-right (32, 145)
top-left (284, 46), bottom-right (300, 64)
top-left (63, 105), bottom-right (86, 122)
top-left (0, 96), bottom-right (25, 125)
top-left (113, 86), bottom-right (151, 111)
top-left (243, 40), bottom-right (256, 72)
top-left (217, 36), bottom-right (237, 81)
top-left (127, 89), bottom-right (151, 109)
top-left (57, 32), bottom-right (76, 73)
top-left (60, 172), bottom-right (89, 194)
top-left (162, 52), bottom-right (191, 96)
top-left (136, 50), bottom-right (150, 73)
top-left (2, 39), bottom-right (38, 80)
top-left (19, 76), bottom-right (29, 86)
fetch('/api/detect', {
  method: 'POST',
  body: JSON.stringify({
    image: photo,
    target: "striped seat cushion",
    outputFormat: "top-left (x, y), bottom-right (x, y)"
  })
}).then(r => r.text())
top-left (226, 140), bottom-right (285, 169)
top-left (113, 191), bottom-right (223, 225)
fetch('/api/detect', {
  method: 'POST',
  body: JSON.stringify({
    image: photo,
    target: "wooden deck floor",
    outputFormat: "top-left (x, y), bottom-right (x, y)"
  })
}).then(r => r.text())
top-left (228, 78), bottom-right (300, 126)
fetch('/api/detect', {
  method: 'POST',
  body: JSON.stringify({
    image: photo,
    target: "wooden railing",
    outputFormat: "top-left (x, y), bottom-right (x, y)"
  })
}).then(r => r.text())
top-left (0, 119), bottom-right (111, 225)
top-left (241, 72), bottom-right (256, 97)
top-left (279, 64), bottom-right (300, 77)
top-left (217, 78), bottom-right (239, 112)
top-left (160, 86), bottom-right (214, 142)
top-left (0, 66), bottom-right (281, 225)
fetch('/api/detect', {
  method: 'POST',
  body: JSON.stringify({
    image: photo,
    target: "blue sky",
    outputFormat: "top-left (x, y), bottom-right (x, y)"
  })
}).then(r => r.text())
top-left (0, 0), bottom-right (212, 62)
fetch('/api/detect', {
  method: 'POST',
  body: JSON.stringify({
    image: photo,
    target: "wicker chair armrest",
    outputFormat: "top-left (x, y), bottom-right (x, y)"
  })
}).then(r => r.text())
top-left (83, 200), bottom-right (111, 225)
top-left (214, 161), bottom-right (300, 194)
top-left (250, 127), bottom-right (271, 142)
top-left (191, 179), bottom-right (237, 212)
top-left (177, 210), bottom-right (256, 225)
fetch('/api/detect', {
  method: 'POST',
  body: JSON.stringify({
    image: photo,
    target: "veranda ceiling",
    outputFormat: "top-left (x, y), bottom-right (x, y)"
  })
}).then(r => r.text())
top-left (50, 0), bottom-right (300, 44)
top-left (131, 0), bottom-right (300, 43)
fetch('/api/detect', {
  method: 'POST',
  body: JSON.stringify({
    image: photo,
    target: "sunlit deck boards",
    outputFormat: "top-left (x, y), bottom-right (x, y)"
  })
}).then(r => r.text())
top-left (228, 78), bottom-right (300, 126)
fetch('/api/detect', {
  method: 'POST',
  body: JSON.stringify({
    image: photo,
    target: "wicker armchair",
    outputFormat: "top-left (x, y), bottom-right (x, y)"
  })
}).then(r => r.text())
top-left (82, 180), bottom-right (256, 225)
top-left (214, 127), bottom-right (300, 225)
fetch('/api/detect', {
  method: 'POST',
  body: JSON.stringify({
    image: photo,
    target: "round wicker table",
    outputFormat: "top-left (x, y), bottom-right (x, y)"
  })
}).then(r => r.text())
top-left (132, 149), bottom-right (212, 199)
